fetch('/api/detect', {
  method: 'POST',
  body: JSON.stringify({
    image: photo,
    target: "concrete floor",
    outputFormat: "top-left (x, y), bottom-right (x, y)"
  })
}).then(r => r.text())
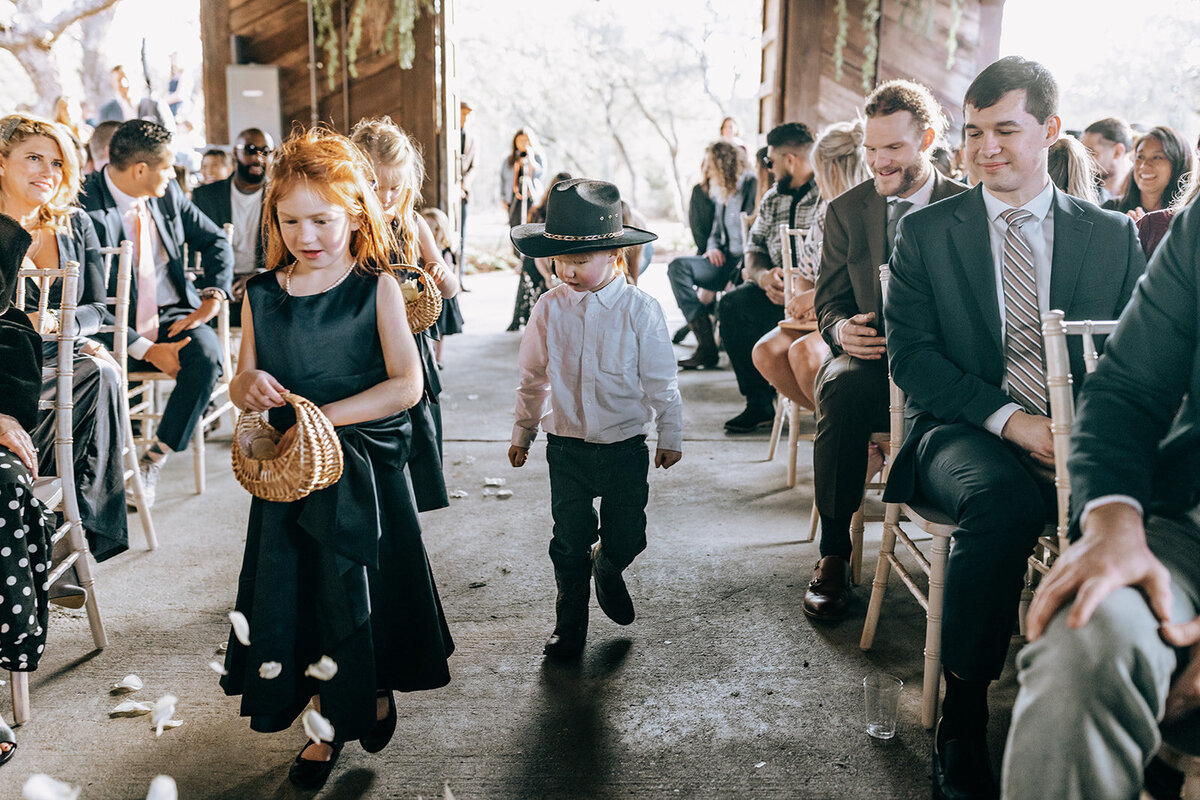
top-left (2, 265), bottom-right (1020, 799)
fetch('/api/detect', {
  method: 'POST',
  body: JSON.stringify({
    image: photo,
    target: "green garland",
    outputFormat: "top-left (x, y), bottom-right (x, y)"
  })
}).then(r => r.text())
top-left (945, 0), bottom-right (964, 69)
top-left (830, 0), bottom-right (967, 91)
top-left (307, 0), bottom-right (435, 90)
top-left (860, 0), bottom-right (881, 92)
top-left (833, 0), bottom-right (849, 81)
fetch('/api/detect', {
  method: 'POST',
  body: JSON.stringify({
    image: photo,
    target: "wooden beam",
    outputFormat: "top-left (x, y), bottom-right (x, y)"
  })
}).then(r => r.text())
top-left (782, 0), bottom-right (826, 128)
top-left (200, 0), bottom-right (231, 144)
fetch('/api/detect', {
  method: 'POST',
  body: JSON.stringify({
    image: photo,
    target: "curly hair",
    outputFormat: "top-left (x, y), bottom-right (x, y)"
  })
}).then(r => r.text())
top-left (865, 79), bottom-right (948, 138)
top-left (705, 139), bottom-right (748, 200)
top-left (262, 126), bottom-right (396, 275)
top-left (0, 113), bottom-right (81, 233)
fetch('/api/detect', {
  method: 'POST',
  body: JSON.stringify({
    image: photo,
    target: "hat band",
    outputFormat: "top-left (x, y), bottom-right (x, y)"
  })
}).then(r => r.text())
top-left (543, 230), bottom-right (624, 242)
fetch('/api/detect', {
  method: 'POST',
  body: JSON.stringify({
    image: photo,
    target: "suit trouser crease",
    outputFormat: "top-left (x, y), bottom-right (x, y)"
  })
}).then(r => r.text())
top-left (716, 283), bottom-right (785, 409)
top-left (913, 423), bottom-right (1051, 680)
top-left (130, 305), bottom-right (224, 453)
top-left (667, 254), bottom-right (737, 323)
top-left (813, 354), bottom-right (889, 557)
top-left (546, 434), bottom-right (649, 577)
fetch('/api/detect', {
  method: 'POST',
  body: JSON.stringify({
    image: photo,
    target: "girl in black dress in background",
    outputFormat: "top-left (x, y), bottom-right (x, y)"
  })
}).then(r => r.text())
top-left (351, 116), bottom-right (459, 512)
top-left (418, 206), bottom-right (464, 369)
top-left (223, 128), bottom-right (453, 789)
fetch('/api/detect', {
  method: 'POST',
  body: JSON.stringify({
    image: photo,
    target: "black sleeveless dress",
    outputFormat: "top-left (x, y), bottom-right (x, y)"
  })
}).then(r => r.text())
top-left (221, 269), bottom-right (453, 743)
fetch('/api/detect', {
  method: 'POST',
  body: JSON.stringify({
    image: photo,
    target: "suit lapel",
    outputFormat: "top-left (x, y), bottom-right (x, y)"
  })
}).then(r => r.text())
top-left (1048, 187), bottom-right (1090, 313)
top-left (219, 177), bottom-right (234, 224)
top-left (949, 186), bottom-right (1003, 351)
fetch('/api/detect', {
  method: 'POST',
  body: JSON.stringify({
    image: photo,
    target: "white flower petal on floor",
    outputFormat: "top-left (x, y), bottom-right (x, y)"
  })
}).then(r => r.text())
top-left (151, 694), bottom-right (178, 737)
top-left (21, 774), bottom-right (80, 800)
top-left (229, 611), bottom-right (251, 645)
top-left (483, 477), bottom-right (506, 486)
top-left (444, 783), bottom-right (457, 800)
top-left (258, 661), bottom-right (282, 679)
top-left (110, 674), bottom-right (144, 694)
top-left (302, 708), bottom-right (335, 743)
top-left (109, 700), bottom-right (155, 717)
top-left (145, 775), bottom-right (177, 800)
top-left (208, 660), bottom-right (228, 676)
top-left (303, 655), bottom-right (338, 681)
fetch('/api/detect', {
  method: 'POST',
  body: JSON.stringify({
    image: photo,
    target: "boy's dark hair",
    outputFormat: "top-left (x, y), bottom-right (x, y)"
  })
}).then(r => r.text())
top-left (1083, 117), bottom-right (1133, 151)
top-left (108, 119), bottom-right (172, 171)
top-left (88, 120), bottom-right (121, 159)
top-left (865, 79), bottom-right (948, 137)
top-left (766, 122), bottom-right (814, 150)
top-left (202, 148), bottom-right (229, 163)
top-left (964, 56), bottom-right (1058, 124)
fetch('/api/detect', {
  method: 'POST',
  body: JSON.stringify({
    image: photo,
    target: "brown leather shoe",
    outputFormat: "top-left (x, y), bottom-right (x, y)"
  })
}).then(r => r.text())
top-left (802, 555), bottom-right (851, 621)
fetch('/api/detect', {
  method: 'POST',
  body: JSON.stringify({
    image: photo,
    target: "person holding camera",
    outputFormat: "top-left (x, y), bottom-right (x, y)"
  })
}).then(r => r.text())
top-left (500, 128), bottom-right (547, 234)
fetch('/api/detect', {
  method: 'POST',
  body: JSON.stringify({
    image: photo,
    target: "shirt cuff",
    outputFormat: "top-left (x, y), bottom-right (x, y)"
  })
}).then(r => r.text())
top-left (128, 337), bottom-right (153, 361)
top-left (833, 319), bottom-right (849, 348)
top-left (511, 425), bottom-right (538, 449)
top-left (984, 403), bottom-right (1022, 437)
top-left (1080, 496), bottom-right (1144, 529)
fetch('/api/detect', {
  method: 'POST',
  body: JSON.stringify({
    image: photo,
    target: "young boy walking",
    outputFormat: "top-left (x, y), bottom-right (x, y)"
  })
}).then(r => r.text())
top-left (508, 178), bottom-right (683, 660)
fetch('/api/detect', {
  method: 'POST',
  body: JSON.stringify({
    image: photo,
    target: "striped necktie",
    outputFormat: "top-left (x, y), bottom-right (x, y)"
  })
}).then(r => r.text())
top-left (1000, 207), bottom-right (1047, 415)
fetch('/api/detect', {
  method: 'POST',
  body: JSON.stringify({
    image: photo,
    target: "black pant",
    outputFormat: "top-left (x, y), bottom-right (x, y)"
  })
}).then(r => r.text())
top-left (813, 354), bottom-right (889, 557)
top-left (545, 434), bottom-right (649, 577)
top-left (128, 304), bottom-right (224, 452)
top-left (913, 422), bottom-right (1054, 681)
top-left (716, 282), bottom-right (784, 409)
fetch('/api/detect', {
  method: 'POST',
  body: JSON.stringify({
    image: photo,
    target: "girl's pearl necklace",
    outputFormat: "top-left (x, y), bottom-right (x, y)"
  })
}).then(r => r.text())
top-left (284, 261), bottom-right (355, 296)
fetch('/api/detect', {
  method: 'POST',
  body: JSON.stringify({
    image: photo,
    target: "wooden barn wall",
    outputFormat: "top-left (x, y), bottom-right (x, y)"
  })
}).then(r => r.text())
top-left (200, 0), bottom-right (445, 209)
top-left (765, 0), bottom-right (1005, 140)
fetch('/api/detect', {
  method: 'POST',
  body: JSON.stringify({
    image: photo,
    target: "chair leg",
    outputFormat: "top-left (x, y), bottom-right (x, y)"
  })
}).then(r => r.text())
top-left (922, 533), bottom-right (950, 730)
top-left (786, 401), bottom-right (800, 489)
top-left (71, 525), bottom-right (108, 650)
top-left (766, 397), bottom-right (784, 462)
top-left (122, 400), bottom-right (157, 550)
top-left (11, 671), bottom-right (29, 725)
top-left (193, 423), bottom-right (205, 494)
top-left (803, 501), bottom-right (819, 543)
top-left (850, 502), bottom-right (865, 585)
top-left (860, 504), bottom-right (900, 650)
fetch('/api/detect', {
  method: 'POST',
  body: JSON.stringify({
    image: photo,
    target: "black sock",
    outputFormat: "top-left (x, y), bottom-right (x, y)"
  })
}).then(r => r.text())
top-left (941, 670), bottom-right (989, 739)
top-left (818, 516), bottom-right (853, 560)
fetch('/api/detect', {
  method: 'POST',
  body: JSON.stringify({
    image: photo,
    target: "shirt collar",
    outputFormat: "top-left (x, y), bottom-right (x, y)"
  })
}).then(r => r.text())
top-left (566, 271), bottom-right (627, 307)
top-left (982, 178), bottom-right (1055, 224)
top-left (891, 168), bottom-right (937, 210)
top-left (102, 167), bottom-right (142, 216)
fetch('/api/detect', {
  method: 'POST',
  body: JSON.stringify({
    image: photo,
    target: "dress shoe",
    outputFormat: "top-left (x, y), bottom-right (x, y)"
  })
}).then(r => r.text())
top-left (288, 740), bottom-right (344, 789)
top-left (360, 690), bottom-right (396, 753)
top-left (125, 460), bottom-right (162, 510)
top-left (802, 555), bottom-right (851, 621)
top-left (544, 571), bottom-right (589, 660)
top-left (677, 314), bottom-right (720, 370)
top-left (592, 545), bottom-right (635, 625)
top-left (931, 717), bottom-right (996, 800)
top-left (0, 718), bottom-right (15, 767)
top-left (723, 404), bottom-right (775, 434)
top-left (49, 582), bottom-right (87, 609)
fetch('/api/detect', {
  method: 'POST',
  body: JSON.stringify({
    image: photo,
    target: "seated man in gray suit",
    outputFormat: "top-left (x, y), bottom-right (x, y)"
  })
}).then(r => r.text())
top-left (1002, 201), bottom-right (1200, 799)
top-left (884, 57), bottom-right (1145, 798)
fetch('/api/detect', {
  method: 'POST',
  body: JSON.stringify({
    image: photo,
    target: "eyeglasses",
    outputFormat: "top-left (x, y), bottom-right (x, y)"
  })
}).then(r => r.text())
top-left (237, 143), bottom-right (273, 157)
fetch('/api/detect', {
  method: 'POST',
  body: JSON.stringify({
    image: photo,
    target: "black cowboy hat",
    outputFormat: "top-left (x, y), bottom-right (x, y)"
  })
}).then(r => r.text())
top-left (510, 178), bottom-right (657, 258)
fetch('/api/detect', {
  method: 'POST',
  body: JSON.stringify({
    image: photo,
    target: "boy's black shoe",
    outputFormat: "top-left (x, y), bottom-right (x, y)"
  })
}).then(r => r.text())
top-left (931, 717), bottom-right (996, 800)
top-left (544, 571), bottom-right (589, 660)
top-left (592, 545), bottom-right (635, 625)
top-left (724, 404), bottom-right (775, 434)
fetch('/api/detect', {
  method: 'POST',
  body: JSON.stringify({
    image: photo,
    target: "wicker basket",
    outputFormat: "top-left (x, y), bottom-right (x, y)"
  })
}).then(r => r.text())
top-left (394, 264), bottom-right (443, 334)
top-left (231, 393), bottom-right (344, 502)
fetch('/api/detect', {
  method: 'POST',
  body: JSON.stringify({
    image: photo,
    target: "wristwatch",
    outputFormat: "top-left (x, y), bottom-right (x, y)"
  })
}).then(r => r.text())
top-left (199, 287), bottom-right (227, 302)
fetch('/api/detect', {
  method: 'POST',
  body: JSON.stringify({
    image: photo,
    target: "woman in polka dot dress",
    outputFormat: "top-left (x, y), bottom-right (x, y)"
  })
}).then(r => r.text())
top-left (0, 211), bottom-right (56, 767)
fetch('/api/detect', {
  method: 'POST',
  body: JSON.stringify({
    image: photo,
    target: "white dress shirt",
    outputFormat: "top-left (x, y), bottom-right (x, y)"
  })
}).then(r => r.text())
top-left (230, 184), bottom-right (263, 275)
top-left (834, 168), bottom-right (939, 347)
top-left (104, 169), bottom-right (181, 359)
top-left (980, 179), bottom-right (1056, 436)
top-left (512, 273), bottom-right (683, 452)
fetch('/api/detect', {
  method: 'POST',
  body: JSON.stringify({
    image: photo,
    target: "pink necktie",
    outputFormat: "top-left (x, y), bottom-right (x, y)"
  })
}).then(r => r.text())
top-left (135, 201), bottom-right (159, 341)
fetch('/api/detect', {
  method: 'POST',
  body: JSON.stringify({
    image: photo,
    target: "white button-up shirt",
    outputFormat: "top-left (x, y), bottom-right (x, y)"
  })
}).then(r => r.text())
top-left (512, 273), bottom-right (683, 452)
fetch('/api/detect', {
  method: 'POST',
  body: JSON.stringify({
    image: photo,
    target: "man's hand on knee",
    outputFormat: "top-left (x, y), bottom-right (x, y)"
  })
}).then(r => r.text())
top-left (839, 312), bottom-right (886, 360)
top-left (1026, 503), bottom-right (1173, 641)
top-left (144, 337), bottom-right (191, 378)
top-left (1162, 623), bottom-right (1200, 723)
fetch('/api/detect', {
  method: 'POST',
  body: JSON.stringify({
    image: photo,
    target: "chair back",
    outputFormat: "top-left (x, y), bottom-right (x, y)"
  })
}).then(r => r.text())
top-left (98, 241), bottom-right (134, 373)
top-left (777, 222), bottom-right (809, 313)
top-left (1041, 311), bottom-right (1118, 552)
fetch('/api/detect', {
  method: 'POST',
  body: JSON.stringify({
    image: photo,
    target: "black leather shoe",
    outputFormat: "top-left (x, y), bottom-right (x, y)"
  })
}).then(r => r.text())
top-left (543, 572), bottom-right (589, 660)
top-left (592, 545), bottom-right (635, 625)
top-left (802, 555), bottom-right (851, 621)
top-left (360, 690), bottom-right (396, 753)
top-left (931, 717), bottom-right (996, 800)
top-left (723, 405), bottom-right (775, 434)
top-left (288, 740), bottom-right (344, 789)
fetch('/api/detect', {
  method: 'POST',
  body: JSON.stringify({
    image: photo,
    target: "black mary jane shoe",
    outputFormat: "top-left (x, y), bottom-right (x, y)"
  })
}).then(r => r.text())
top-left (0, 719), bottom-right (15, 767)
top-left (361, 690), bottom-right (397, 754)
top-left (288, 740), bottom-right (344, 790)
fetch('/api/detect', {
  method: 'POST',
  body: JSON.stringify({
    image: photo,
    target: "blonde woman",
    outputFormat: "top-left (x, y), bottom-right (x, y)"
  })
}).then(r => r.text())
top-left (751, 120), bottom-right (871, 412)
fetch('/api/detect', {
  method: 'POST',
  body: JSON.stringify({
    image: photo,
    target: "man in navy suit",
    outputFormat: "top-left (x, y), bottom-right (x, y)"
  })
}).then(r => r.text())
top-left (80, 119), bottom-right (232, 506)
top-left (1001, 202), bottom-right (1200, 799)
top-left (884, 57), bottom-right (1145, 798)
